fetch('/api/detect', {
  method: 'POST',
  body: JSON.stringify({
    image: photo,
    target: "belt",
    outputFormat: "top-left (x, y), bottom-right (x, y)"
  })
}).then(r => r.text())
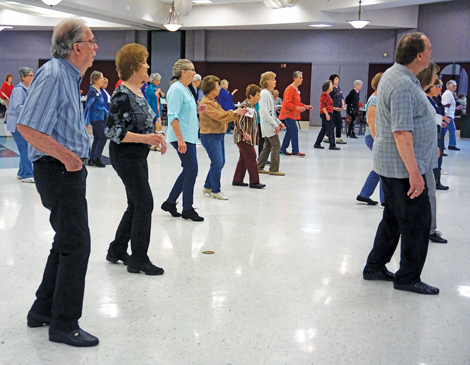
top-left (38, 156), bottom-right (88, 165)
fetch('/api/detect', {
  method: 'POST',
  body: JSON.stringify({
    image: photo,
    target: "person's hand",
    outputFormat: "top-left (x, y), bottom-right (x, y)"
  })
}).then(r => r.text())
top-left (197, 104), bottom-right (207, 114)
top-left (235, 107), bottom-right (247, 116)
top-left (442, 121), bottom-right (447, 128)
top-left (443, 116), bottom-right (450, 123)
top-left (243, 132), bottom-right (251, 142)
top-left (437, 147), bottom-right (440, 158)
top-left (326, 114), bottom-right (331, 121)
top-left (147, 133), bottom-right (165, 147)
top-left (160, 139), bottom-right (167, 155)
top-left (333, 107), bottom-right (341, 111)
top-left (279, 122), bottom-right (286, 130)
top-left (274, 126), bottom-right (280, 135)
top-left (177, 138), bottom-right (187, 154)
top-left (64, 154), bottom-right (84, 172)
top-left (296, 106), bottom-right (306, 112)
top-left (305, 105), bottom-right (313, 110)
top-left (232, 89), bottom-right (238, 95)
top-left (407, 172), bottom-right (425, 199)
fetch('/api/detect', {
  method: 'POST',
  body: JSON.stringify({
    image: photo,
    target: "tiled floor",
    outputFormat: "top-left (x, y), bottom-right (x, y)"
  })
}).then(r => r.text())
top-left (1, 123), bottom-right (469, 365)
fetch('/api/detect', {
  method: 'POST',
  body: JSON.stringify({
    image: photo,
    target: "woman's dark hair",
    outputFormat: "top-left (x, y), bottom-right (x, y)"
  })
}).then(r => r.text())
top-left (322, 80), bottom-right (332, 92)
top-left (246, 84), bottom-right (261, 98)
top-left (201, 75), bottom-right (220, 95)
top-left (329, 74), bottom-right (339, 83)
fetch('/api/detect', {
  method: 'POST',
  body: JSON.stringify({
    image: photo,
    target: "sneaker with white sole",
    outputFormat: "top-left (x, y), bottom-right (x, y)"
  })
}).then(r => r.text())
top-left (336, 139), bottom-right (347, 144)
top-left (21, 177), bottom-right (35, 183)
top-left (211, 192), bottom-right (228, 200)
top-left (202, 187), bottom-right (212, 195)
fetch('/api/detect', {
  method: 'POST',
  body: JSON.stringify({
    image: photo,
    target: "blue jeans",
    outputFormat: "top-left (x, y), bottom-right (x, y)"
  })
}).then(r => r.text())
top-left (443, 117), bottom-right (457, 147)
top-left (359, 135), bottom-right (384, 203)
top-left (11, 129), bottom-right (34, 179)
top-left (200, 133), bottom-right (225, 194)
top-left (167, 142), bottom-right (198, 211)
top-left (280, 118), bottom-right (299, 154)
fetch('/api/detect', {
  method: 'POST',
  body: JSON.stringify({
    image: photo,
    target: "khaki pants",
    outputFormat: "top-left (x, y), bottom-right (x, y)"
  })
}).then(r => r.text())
top-left (257, 134), bottom-right (280, 172)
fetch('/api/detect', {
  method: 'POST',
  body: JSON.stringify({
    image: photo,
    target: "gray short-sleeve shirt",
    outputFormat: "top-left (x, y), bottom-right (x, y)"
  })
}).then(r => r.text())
top-left (373, 63), bottom-right (437, 178)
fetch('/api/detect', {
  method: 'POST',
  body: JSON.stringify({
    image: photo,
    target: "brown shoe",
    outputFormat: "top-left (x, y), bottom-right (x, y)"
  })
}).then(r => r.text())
top-left (269, 171), bottom-right (285, 176)
top-left (258, 169), bottom-right (269, 174)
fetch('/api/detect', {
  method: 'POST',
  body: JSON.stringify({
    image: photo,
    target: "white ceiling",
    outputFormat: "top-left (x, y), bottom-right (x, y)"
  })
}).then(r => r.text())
top-left (0, 0), bottom-right (454, 31)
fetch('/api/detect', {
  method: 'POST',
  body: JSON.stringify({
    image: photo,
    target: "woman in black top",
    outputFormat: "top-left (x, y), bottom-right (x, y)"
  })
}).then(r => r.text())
top-left (105, 43), bottom-right (166, 276)
top-left (345, 80), bottom-right (363, 139)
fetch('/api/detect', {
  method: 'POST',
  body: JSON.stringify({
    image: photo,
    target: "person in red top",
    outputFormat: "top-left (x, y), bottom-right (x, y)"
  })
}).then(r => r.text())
top-left (314, 80), bottom-right (340, 150)
top-left (279, 71), bottom-right (313, 156)
top-left (1, 73), bottom-right (14, 123)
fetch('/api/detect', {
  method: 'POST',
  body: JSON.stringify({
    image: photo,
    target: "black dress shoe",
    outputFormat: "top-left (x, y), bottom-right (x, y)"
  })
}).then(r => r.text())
top-left (363, 268), bottom-right (394, 281)
top-left (106, 249), bottom-right (130, 265)
top-left (394, 281), bottom-right (439, 295)
top-left (49, 327), bottom-right (99, 347)
top-left (27, 311), bottom-right (51, 328)
top-left (357, 195), bottom-right (378, 205)
top-left (448, 146), bottom-right (460, 151)
top-left (313, 144), bottom-right (324, 149)
top-left (349, 134), bottom-right (358, 139)
top-left (161, 201), bottom-right (182, 217)
top-left (94, 158), bottom-right (106, 168)
top-left (127, 262), bottom-right (164, 275)
top-left (232, 181), bottom-right (248, 186)
top-left (429, 231), bottom-right (448, 244)
top-left (182, 208), bottom-right (204, 222)
top-left (443, 152), bottom-right (448, 156)
top-left (436, 184), bottom-right (449, 190)
top-left (329, 146), bottom-right (340, 150)
top-left (249, 183), bottom-right (266, 189)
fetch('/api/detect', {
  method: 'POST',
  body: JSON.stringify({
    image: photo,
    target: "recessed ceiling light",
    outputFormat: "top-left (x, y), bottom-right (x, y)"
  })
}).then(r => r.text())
top-left (309, 24), bottom-right (332, 28)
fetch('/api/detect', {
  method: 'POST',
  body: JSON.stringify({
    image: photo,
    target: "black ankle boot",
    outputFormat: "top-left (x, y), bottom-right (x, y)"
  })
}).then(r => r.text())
top-left (161, 201), bottom-right (182, 217)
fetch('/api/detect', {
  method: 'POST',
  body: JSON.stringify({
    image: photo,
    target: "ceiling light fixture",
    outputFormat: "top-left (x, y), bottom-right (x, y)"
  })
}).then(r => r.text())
top-left (309, 24), bottom-right (332, 28)
top-left (0, 26), bottom-right (13, 31)
top-left (347, 0), bottom-right (370, 29)
top-left (42, 0), bottom-right (62, 6)
top-left (163, 1), bottom-right (182, 32)
top-left (261, 0), bottom-right (299, 9)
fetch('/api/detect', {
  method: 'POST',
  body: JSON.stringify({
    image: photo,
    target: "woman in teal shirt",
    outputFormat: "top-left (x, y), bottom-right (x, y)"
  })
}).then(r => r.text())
top-left (161, 59), bottom-right (206, 222)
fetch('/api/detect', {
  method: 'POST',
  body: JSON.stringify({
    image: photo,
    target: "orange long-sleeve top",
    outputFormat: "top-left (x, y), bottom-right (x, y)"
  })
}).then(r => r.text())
top-left (199, 95), bottom-right (238, 134)
top-left (279, 85), bottom-right (305, 121)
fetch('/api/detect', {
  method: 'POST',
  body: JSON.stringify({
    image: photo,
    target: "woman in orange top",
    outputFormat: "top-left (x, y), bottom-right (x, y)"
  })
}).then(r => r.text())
top-left (1, 73), bottom-right (14, 123)
top-left (279, 71), bottom-right (312, 156)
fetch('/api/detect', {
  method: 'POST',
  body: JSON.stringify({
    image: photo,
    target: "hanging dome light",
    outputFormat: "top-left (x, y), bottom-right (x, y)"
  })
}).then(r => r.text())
top-left (163, 2), bottom-right (183, 32)
top-left (42, 0), bottom-right (62, 6)
top-left (347, 0), bottom-right (370, 29)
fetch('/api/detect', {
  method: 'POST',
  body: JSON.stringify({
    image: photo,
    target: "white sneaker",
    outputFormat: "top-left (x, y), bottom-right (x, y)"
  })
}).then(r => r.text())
top-left (441, 171), bottom-right (448, 175)
top-left (16, 175), bottom-right (21, 180)
top-left (202, 187), bottom-right (212, 196)
top-left (211, 192), bottom-right (228, 200)
top-left (21, 177), bottom-right (35, 183)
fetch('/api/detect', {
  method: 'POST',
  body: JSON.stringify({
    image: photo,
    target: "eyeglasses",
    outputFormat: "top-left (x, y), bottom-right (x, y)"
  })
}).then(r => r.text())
top-left (186, 68), bottom-right (196, 72)
top-left (75, 38), bottom-right (97, 45)
top-left (25, 74), bottom-right (34, 77)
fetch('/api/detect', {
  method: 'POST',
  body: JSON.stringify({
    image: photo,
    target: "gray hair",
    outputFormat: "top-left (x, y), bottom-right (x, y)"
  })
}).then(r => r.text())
top-left (293, 71), bottom-right (303, 80)
top-left (446, 80), bottom-right (457, 88)
top-left (18, 67), bottom-right (33, 79)
top-left (354, 80), bottom-right (363, 87)
top-left (193, 74), bottom-right (202, 81)
top-left (51, 18), bottom-right (87, 59)
top-left (90, 70), bottom-right (102, 84)
top-left (170, 59), bottom-right (193, 85)
top-left (149, 73), bottom-right (161, 83)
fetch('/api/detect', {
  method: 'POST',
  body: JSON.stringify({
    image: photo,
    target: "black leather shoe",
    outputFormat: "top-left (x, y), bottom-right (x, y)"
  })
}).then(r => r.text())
top-left (49, 327), bottom-right (99, 347)
top-left (436, 184), bottom-right (449, 190)
top-left (106, 250), bottom-right (130, 265)
top-left (429, 231), bottom-right (448, 244)
top-left (363, 268), bottom-right (394, 281)
top-left (94, 158), bottom-right (106, 168)
top-left (313, 144), bottom-right (324, 149)
top-left (127, 262), bottom-right (164, 275)
top-left (357, 195), bottom-right (378, 205)
top-left (394, 281), bottom-right (439, 295)
top-left (232, 181), bottom-right (248, 186)
top-left (161, 201), bottom-right (182, 217)
top-left (329, 146), bottom-right (340, 150)
top-left (448, 146), bottom-right (460, 151)
top-left (27, 312), bottom-right (51, 328)
top-left (349, 134), bottom-right (358, 139)
top-left (182, 208), bottom-right (204, 222)
top-left (443, 152), bottom-right (448, 156)
top-left (249, 183), bottom-right (266, 189)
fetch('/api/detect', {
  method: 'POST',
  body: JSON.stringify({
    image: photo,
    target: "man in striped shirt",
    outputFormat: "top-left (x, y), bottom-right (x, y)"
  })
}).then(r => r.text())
top-left (17, 18), bottom-right (99, 347)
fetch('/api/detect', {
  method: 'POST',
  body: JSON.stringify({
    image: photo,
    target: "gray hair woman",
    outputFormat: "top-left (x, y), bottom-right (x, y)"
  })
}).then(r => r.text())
top-left (5, 67), bottom-right (35, 182)
top-left (146, 72), bottom-right (164, 134)
top-left (345, 79), bottom-right (363, 138)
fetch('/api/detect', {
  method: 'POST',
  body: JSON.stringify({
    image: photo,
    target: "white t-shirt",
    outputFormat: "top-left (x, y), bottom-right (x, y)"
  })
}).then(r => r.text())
top-left (442, 89), bottom-right (456, 118)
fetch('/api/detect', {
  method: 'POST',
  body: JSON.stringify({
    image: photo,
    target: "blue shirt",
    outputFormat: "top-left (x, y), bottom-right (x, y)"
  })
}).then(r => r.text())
top-left (6, 82), bottom-right (28, 133)
top-left (17, 57), bottom-right (91, 161)
top-left (166, 81), bottom-right (198, 144)
top-left (84, 86), bottom-right (107, 124)
top-left (146, 83), bottom-right (161, 119)
top-left (218, 88), bottom-right (234, 111)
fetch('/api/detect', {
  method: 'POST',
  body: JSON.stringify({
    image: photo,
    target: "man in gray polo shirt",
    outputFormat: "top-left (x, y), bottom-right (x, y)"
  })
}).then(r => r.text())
top-left (362, 32), bottom-right (439, 295)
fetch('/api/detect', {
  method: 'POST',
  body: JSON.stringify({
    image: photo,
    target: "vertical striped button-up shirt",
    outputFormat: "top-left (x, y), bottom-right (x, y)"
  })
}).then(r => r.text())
top-left (17, 57), bottom-right (91, 161)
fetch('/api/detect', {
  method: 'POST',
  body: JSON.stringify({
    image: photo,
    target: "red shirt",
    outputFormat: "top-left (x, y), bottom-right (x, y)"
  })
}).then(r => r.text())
top-left (319, 91), bottom-right (333, 114)
top-left (0, 82), bottom-right (14, 100)
top-left (279, 85), bottom-right (305, 120)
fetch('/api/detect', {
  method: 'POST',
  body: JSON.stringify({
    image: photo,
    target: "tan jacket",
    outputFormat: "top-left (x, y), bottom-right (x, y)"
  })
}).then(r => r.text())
top-left (199, 95), bottom-right (237, 134)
